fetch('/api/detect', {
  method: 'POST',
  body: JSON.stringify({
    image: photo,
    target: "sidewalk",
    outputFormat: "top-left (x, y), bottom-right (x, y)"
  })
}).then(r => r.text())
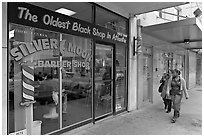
top-left (62, 86), bottom-right (202, 135)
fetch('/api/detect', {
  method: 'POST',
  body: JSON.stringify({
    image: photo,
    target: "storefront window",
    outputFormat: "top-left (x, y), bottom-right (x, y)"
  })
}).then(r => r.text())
top-left (9, 23), bottom-right (60, 134)
top-left (95, 43), bottom-right (113, 117)
top-left (115, 44), bottom-right (127, 112)
top-left (61, 34), bottom-right (92, 127)
top-left (96, 6), bottom-right (127, 34)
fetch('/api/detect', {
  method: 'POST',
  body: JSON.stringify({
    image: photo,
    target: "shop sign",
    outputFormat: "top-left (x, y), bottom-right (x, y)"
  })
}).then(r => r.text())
top-left (9, 129), bottom-right (27, 135)
top-left (36, 60), bottom-right (90, 70)
top-left (116, 103), bottom-right (122, 111)
top-left (8, 3), bottom-right (128, 44)
top-left (10, 38), bottom-right (58, 61)
top-left (10, 38), bottom-right (92, 63)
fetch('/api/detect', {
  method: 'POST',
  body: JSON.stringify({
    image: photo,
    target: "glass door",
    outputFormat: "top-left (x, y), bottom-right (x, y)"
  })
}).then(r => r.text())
top-left (95, 43), bottom-right (113, 118)
top-left (61, 34), bottom-right (92, 128)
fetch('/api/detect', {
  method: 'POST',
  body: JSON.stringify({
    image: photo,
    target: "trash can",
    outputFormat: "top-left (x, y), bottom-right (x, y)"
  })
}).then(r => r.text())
top-left (32, 121), bottom-right (42, 135)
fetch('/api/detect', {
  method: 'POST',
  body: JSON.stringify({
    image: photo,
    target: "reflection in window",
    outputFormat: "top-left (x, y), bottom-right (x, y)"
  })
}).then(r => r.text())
top-left (96, 6), bottom-right (128, 34)
top-left (61, 34), bottom-right (92, 127)
top-left (8, 23), bottom-right (60, 134)
top-left (95, 44), bottom-right (113, 117)
top-left (115, 44), bottom-right (127, 112)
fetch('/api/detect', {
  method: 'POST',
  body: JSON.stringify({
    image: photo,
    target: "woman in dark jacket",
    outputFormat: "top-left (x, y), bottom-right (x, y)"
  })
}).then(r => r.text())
top-left (160, 71), bottom-right (172, 113)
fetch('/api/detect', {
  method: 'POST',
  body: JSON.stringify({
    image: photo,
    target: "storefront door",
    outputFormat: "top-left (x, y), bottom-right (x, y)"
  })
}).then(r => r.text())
top-left (94, 43), bottom-right (113, 118)
top-left (60, 34), bottom-right (92, 128)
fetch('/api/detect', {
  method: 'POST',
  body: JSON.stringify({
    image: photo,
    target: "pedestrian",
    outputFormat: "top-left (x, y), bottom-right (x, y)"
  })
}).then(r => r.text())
top-left (166, 69), bottom-right (189, 123)
top-left (160, 71), bottom-right (172, 113)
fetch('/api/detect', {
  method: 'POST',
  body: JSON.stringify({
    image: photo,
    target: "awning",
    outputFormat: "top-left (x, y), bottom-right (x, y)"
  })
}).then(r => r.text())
top-left (96, 2), bottom-right (187, 17)
top-left (142, 18), bottom-right (202, 51)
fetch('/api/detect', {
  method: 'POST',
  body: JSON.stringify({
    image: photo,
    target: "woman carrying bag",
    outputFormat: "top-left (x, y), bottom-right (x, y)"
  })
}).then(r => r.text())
top-left (166, 69), bottom-right (189, 123)
top-left (160, 71), bottom-right (172, 113)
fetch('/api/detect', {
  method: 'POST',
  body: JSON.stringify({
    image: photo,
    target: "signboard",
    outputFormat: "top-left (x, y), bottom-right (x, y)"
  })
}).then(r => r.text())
top-left (9, 129), bottom-right (27, 135)
top-left (8, 2), bottom-right (128, 44)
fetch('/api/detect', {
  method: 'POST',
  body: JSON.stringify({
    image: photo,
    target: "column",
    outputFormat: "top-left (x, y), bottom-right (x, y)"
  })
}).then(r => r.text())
top-left (2, 2), bottom-right (8, 135)
top-left (127, 14), bottom-right (137, 111)
top-left (136, 19), bottom-right (144, 109)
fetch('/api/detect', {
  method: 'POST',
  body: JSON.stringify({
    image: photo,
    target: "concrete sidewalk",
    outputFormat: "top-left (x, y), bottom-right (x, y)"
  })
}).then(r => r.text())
top-left (62, 86), bottom-right (202, 135)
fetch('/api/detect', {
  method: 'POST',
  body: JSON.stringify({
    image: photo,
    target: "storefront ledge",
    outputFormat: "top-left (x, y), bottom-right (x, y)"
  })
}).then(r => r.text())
top-left (96, 111), bottom-right (128, 125)
top-left (61, 123), bottom-right (93, 135)
top-left (58, 111), bottom-right (128, 135)
top-left (50, 119), bottom-right (92, 135)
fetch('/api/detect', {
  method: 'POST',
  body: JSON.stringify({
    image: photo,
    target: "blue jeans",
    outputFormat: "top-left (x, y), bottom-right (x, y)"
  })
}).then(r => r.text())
top-left (171, 94), bottom-right (183, 119)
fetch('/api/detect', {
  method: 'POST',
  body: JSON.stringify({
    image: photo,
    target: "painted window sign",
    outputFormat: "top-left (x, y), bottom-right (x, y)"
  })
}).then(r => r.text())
top-left (10, 38), bottom-right (91, 70)
top-left (10, 38), bottom-right (58, 61)
top-left (8, 3), bottom-right (128, 44)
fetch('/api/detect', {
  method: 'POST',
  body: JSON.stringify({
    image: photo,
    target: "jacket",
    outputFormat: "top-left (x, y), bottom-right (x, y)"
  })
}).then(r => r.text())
top-left (166, 76), bottom-right (189, 98)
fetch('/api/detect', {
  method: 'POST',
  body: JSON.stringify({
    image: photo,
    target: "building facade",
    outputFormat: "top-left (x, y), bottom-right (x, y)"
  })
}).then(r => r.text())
top-left (2, 2), bottom-right (202, 135)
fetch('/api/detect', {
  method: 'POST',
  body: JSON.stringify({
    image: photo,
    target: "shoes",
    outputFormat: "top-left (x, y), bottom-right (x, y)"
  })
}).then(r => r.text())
top-left (166, 110), bottom-right (171, 113)
top-left (171, 118), bottom-right (176, 123)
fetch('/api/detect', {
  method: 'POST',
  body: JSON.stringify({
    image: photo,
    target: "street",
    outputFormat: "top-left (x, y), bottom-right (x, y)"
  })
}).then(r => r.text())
top-left (62, 86), bottom-right (202, 135)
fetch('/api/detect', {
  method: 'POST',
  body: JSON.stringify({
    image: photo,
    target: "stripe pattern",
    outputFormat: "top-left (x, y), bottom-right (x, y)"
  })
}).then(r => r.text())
top-left (22, 65), bottom-right (34, 102)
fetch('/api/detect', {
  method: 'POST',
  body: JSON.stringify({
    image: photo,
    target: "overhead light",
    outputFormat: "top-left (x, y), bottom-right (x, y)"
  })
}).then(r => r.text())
top-left (193, 8), bottom-right (202, 17)
top-left (55, 8), bottom-right (76, 16)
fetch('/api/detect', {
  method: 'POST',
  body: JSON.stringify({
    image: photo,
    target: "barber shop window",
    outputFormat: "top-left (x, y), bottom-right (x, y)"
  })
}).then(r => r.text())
top-left (8, 23), bottom-right (60, 134)
top-left (115, 43), bottom-right (127, 112)
top-left (61, 33), bottom-right (93, 127)
top-left (96, 6), bottom-right (128, 34)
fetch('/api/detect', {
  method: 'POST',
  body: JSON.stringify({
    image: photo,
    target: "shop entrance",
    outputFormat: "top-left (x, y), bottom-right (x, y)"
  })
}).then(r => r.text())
top-left (94, 43), bottom-right (113, 118)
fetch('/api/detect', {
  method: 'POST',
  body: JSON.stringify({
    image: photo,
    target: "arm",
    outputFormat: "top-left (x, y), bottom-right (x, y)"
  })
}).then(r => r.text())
top-left (181, 77), bottom-right (189, 99)
top-left (166, 77), bottom-right (172, 96)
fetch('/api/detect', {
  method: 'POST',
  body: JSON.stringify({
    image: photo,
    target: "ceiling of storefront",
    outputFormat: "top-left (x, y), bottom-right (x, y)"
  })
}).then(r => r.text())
top-left (142, 33), bottom-right (187, 55)
top-left (142, 18), bottom-right (202, 51)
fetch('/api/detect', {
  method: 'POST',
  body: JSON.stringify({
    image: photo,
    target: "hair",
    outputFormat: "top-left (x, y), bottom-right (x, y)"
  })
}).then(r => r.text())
top-left (174, 69), bottom-right (181, 75)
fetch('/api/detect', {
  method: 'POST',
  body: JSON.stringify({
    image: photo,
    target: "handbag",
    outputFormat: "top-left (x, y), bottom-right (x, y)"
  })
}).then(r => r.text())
top-left (158, 82), bottom-right (165, 93)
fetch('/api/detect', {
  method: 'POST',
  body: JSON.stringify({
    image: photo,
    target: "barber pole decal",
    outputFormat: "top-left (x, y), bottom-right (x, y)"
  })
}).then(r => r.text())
top-left (22, 65), bottom-right (34, 102)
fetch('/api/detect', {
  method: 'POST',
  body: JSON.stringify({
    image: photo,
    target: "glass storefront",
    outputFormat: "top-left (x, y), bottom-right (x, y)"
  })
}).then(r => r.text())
top-left (115, 44), bottom-right (127, 112)
top-left (95, 43), bottom-right (113, 117)
top-left (96, 6), bottom-right (127, 34)
top-left (7, 2), bottom-right (128, 135)
top-left (9, 24), bottom-right (61, 134)
top-left (61, 34), bottom-right (92, 127)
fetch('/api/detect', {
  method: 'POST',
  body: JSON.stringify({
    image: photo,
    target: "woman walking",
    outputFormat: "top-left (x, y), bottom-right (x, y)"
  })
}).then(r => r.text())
top-left (160, 71), bottom-right (172, 113)
top-left (167, 69), bottom-right (189, 123)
